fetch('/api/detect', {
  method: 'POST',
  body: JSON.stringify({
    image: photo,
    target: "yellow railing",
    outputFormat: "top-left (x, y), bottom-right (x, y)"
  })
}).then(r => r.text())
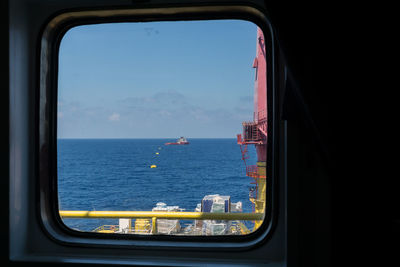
top-left (59, 210), bottom-right (263, 220)
top-left (60, 211), bottom-right (263, 234)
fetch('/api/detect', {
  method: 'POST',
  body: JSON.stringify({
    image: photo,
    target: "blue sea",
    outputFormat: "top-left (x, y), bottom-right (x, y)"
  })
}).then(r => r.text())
top-left (58, 138), bottom-right (257, 232)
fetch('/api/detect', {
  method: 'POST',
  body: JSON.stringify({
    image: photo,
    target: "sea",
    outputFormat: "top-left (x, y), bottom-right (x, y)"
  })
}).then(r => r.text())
top-left (58, 138), bottom-right (257, 232)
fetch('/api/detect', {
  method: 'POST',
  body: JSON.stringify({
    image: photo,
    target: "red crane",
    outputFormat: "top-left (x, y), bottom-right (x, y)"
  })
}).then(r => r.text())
top-left (237, 28), bottom-right (267, 229)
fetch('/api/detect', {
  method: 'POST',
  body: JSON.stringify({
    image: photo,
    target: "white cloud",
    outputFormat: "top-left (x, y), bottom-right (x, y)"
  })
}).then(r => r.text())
top-left (108, 112), bottom-right (120, 121)
top-left (159, 110), bottom-right (171, 116)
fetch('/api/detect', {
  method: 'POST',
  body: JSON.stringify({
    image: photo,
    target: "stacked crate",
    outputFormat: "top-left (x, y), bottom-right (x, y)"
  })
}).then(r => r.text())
top-left (152, 202), bottom-right (181, 234)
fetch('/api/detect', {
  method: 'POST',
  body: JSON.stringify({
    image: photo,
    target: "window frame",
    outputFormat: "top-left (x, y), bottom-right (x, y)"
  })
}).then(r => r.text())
top-left (38, 4), bottom-right (277, 250)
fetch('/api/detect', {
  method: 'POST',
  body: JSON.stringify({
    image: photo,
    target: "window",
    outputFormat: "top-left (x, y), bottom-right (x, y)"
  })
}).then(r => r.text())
top-left (8, 1), bottom-right (334, 266)
top-left (56, 20), bottom-right (269, 237)
top-left (9, 2), bottom-right (286, 265)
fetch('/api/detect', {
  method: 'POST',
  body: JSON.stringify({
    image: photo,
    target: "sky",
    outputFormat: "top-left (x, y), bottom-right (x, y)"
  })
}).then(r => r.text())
top-left (58, 20), bottom-right (258, 138)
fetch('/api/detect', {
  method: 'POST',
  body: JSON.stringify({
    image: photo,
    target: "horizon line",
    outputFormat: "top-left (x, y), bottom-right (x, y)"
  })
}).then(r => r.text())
top-left (57, 137), bottom-right (237, 139)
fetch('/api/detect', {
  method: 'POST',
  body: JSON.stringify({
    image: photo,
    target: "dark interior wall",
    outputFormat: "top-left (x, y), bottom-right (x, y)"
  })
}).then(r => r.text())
top-left (264, 1), bottom-right (336, 266)
top-left (1, 0), bottom-right (10, 265)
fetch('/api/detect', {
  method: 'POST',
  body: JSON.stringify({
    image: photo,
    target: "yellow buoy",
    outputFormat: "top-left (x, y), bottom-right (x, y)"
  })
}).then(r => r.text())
top-left (150, 165), bottom-right (157, 168)
top-left (155, 152), bottom-right (159, 155)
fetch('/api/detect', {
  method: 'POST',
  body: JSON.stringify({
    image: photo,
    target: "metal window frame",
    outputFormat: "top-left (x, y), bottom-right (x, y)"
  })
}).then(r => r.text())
top-left (37, 3), bottom-right (278, 251)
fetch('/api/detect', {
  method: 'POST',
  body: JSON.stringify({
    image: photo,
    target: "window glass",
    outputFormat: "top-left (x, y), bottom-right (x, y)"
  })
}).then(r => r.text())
top-left (58, 20), bottom-right (267, 235)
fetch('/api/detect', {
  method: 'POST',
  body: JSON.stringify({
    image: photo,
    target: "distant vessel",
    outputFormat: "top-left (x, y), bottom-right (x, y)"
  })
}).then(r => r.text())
top-left (165, 137), bottom-right (189, 145)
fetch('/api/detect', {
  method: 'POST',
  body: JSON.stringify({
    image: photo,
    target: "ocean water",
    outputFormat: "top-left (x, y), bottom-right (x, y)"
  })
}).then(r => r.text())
top-left (58, 138), bottom-right (257, 232)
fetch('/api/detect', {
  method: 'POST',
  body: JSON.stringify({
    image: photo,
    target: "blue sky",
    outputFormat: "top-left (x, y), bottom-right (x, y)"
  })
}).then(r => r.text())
top-left (58, 20), bottom-right (258, 138)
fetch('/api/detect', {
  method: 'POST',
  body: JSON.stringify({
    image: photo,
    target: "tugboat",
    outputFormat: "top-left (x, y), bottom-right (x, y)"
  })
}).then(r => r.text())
top-left (165, 136), bottom-right (189, 145)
